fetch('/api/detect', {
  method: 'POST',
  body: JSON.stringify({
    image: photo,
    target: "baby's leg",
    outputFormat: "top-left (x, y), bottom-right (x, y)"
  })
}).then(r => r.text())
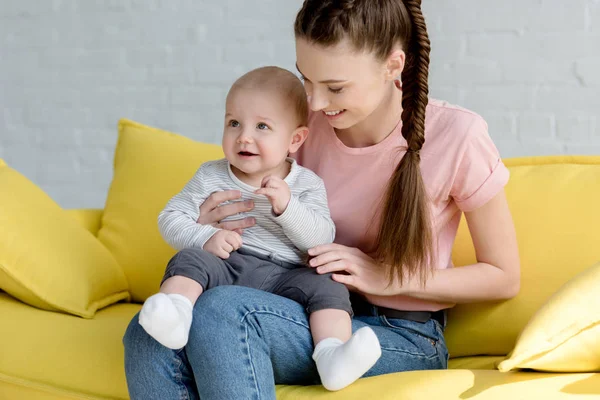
top-left (310, 309), bottom-right (381, 391)
top-left (139, 276), bottom-right (202, 349)
top-left (270, 267), bottom-right (381, 391)
top-left (140, 248), bottom-right (232, 349)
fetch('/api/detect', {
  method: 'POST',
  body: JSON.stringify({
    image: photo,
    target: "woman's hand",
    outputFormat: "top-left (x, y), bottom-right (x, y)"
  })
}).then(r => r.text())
top-left (197, 190), bottom-right (256, 234)
top-left (308, 244), bottom-right (402, 296)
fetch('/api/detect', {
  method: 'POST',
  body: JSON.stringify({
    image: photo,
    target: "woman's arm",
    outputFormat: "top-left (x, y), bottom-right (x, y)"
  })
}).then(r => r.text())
top-left (403, 190), bottom-right (520, 302)
top-left (392, 190), bottom-right (521, 303)
top-left (309, 190), bottom-right (520, 304)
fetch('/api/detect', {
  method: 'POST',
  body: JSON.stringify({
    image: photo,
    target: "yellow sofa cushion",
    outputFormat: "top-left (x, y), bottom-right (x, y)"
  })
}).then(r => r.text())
top-left (497, 262), bottom-right (600, 372)
top-left (97, 119), bottom-right (224, 302)
top-left (0, 292), bottom-right (139, 399)
top-left (0, 160), bottom-right (130, 318)
top-left (2, 293), bottom-right (599, 400)
top-left (447, 156), bottom-right (600, 358)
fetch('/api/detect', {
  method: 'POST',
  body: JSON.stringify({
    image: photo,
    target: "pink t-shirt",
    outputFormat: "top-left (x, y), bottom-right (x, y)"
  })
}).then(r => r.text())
top-left (294, 98), bottom-right (510, 312)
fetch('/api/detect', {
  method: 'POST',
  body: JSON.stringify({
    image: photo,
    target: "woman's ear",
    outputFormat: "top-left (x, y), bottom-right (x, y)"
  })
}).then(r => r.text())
top-left (385, 49), bottom-right (405, 81)
top-left (288, 126), bottom-right (309, 154)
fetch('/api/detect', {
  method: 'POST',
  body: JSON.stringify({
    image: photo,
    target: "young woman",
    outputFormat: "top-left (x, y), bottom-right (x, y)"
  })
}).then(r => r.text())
top-left (123, 1), bottom-right (520, 399)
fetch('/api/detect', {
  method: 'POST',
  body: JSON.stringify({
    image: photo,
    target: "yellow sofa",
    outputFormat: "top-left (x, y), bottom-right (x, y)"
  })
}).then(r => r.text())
top-left (1, 121), bottom-right (599, 399)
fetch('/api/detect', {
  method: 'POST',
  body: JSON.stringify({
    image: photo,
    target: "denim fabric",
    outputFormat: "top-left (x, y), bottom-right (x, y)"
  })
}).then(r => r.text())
top-left (124, 286), bottom-right (448, 400)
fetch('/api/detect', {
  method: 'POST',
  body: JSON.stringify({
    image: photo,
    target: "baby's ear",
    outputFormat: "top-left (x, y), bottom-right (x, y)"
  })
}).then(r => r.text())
top-left (289, 126), bottom-right (309, 153)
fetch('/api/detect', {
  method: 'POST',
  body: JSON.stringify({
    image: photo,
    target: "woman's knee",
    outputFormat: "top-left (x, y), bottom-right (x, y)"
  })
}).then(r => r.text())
top-left (192, 285), bottom-right (249, 321)
top-left (123, 312), bottom-right (143, 350)
top-left (190, 286), bottom-right (290, 336)
top-left (123, 312), bottom-right (165, 360)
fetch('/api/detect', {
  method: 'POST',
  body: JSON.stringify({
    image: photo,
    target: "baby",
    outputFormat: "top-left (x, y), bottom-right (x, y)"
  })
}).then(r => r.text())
top-left (139, 66), bottom-right (381, 391)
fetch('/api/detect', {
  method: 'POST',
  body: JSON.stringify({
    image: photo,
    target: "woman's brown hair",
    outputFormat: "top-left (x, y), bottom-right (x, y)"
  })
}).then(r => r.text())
top-left (295, 0), bottom-right (435, 286)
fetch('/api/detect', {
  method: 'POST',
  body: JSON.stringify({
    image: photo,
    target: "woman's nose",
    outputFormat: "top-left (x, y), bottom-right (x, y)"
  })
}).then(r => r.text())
top-left (309, 90), bottom-right (329, 112)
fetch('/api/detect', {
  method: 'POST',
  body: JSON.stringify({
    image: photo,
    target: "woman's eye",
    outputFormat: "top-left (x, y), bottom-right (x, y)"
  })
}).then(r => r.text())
top-left (257, 123), bottom-right (269, 130)
top-left (229, 120), bottom-right (240, 127)
top-left (328, 87), bottom-right (343, 94)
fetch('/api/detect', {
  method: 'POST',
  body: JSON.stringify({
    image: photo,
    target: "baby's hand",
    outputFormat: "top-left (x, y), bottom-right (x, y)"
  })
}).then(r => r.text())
top-left (203, 230), bottom-right (242, 259)
top-left (255, 175), bottom-right (291, 216)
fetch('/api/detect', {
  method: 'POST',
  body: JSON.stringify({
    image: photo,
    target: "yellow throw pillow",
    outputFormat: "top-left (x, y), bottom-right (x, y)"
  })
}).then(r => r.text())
top-left (497, 262), bottom-right (600, 372)
top-left (0, 159), bottom-right (130, 318)
top-left (96, 119), bottom-right (224, 302)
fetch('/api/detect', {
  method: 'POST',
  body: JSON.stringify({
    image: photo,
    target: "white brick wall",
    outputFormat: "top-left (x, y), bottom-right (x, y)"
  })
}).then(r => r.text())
top-left (1, 0), bottom-right (599, 208)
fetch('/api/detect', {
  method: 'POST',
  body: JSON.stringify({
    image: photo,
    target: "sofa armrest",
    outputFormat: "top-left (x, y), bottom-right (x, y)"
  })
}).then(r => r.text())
top-left (66, 209), bottom-right (103, 236)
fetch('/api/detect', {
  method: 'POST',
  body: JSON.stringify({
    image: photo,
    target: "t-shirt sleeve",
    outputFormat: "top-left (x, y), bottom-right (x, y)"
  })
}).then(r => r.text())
top-left (450, 116), bottom-right (510, 212)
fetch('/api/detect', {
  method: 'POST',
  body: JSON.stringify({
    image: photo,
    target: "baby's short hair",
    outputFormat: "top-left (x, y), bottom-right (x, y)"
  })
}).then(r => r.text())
top-left (228, 66), bottom-right (309, 127)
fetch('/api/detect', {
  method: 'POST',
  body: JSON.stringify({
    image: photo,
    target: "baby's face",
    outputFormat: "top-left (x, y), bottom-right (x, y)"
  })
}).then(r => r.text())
top-left (222, 89), bottom-right (299, 178)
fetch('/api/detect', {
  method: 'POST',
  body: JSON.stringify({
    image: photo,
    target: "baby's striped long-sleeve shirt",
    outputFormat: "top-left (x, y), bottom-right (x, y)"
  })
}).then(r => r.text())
top-left (158, 158), bottom-right (336, 265)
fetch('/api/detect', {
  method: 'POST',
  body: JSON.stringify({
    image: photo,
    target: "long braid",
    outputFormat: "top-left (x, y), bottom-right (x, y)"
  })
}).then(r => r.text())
top-left (376, 0), bottom-right (435, 285)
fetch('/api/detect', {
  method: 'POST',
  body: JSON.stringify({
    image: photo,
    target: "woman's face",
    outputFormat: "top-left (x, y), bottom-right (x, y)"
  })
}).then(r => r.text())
top-left (295, 38), bottom-right (393, 130)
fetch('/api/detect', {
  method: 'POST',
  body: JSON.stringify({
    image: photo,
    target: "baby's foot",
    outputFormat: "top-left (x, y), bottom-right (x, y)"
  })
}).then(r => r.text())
top-left (312, 327), bottom-right (382, 391)
top-left (139, 293), bottom-right (193, 349)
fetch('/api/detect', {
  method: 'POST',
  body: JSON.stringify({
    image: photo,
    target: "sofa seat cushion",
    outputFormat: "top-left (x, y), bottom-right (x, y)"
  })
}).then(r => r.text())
top-left (276, 369), bottom-right (600, 399)
top-left (0, 293), bottom-right (139, 399)
top-left (2, 294), bottom-right (599, 400)
top-left (448, 356), bottom-right (504, 370)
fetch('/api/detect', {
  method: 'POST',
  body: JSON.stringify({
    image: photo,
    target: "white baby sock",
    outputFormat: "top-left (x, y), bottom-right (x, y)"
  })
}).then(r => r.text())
top-left (312, 326), bottom-right (382, 391)
top-left (139, 293), bottom-right (193, 350)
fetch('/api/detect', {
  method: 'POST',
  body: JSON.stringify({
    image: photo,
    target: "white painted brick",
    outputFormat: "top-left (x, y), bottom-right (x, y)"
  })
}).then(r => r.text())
top-left (535, 87), bottom-right (599, 113)
top-left (430, 58), bottom-right (503, 87)
top-left (36, 153), bottom-right (80, 185)
top-left (1, 145), bottom-right (39, 181)
top-left (428, 86), bottom-right (465, 106)
top-left (483, 113), bottom-right (517, 139)
top-left (463, 85), bottom-right (536, 112)
top-left (224, 0), bottom-right (301, 21)
top-left (513, 139), bottom-right (565, 157)
top-left (564, 143), bottom-right (600, 155)
top-left (77, 129), bottom-right (118, 148)
top-left (26, 107), bottom-right (93, 130)
top-left (436, 0), bottom-right (588, 34)
top-left (0, 1), bottom-right (54, 18)
top-left (77, 48), bottom-right (125, 69)
top-left (467, 32), bottom-right (600, 64)
top-left (575, 57), bottom-right (600, 86)
top-left (223, 42), bottom-right (275, 65)
top-left (3, 108), bottom-right (26, 130)
top-left (169, 86), bottom-right (227, 108)
top-left (1, 0), bottom-right (599, 209)
top-left (429, 38), bottom-right (467, 64)
top-left (34, 128), bottom-right (81, 150)
top-left (556, 115), bottom-right (595, 141)
top-left (504, 61), bottom-right (576, 85)
top-left (588, 0), bottom-right (600, 31)
top-left (494, 139), bottom-right (523, 158)
top-left (125, 47), bottom-right (171, 69)
top-left (167, 44), bottom-right (222, 70)
top-left (1, 17), bottom-right (59, 48)
top-left (517, 113), bottom-right (555, 139)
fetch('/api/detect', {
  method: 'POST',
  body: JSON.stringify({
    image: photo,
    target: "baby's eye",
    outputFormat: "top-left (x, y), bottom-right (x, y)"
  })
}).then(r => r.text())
top-left (257, 122), bottom-right (269, 130)
top-left (328, 87), bottom-right (343, 94)
top-left (229, 120), bottom-right (240, 127)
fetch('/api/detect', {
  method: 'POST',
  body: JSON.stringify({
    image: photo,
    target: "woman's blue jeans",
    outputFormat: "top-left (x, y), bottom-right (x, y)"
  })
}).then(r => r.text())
top-left (123, 286), bottom-right (448, 400)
